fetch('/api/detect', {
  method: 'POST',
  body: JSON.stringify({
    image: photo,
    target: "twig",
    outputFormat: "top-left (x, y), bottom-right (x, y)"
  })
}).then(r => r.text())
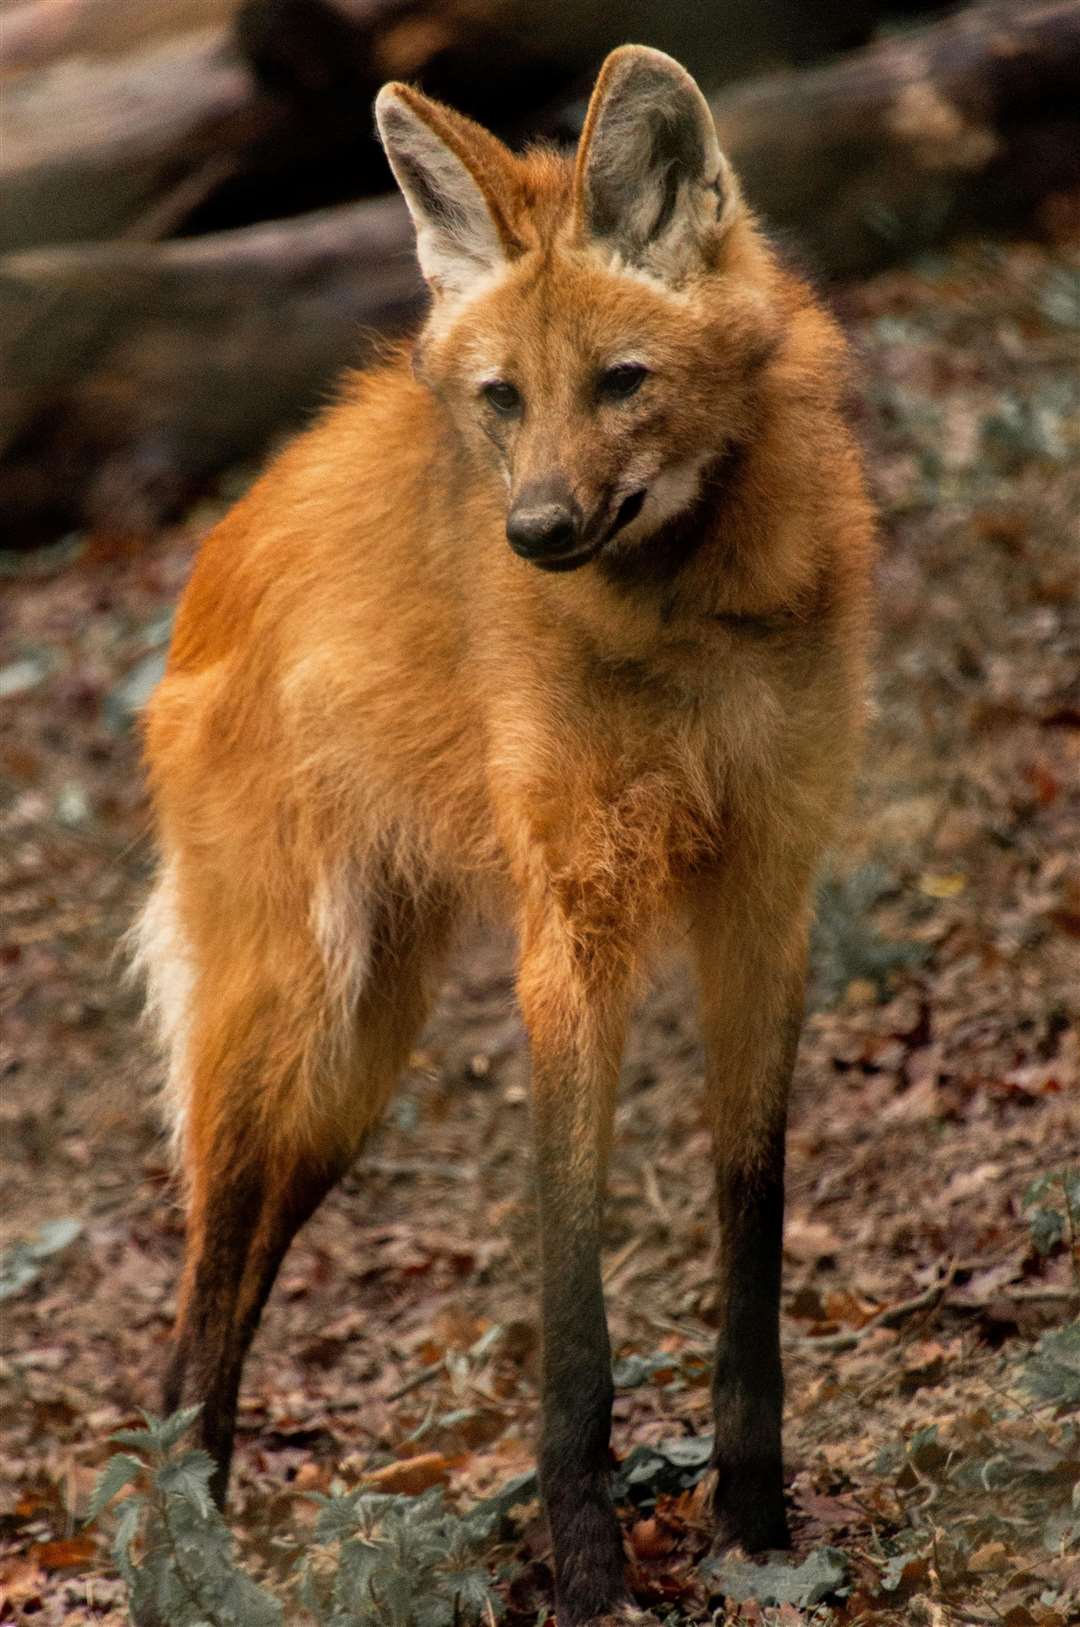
top-left (1062, 1175), bottom-right (1080, 1295)
top-left (386, 1360), bottom-right (444, 1403)
top-left (796, 1259), bottom-right (958, 1354)
top-left (603, 1233), bottom-right (646, 1290)
top-left (640, 1311), bottom-right (711, 1345)
top-left (641, 1160), bottom-right (673, 1231)
top-left (1003, 1283), bottom-right (1079, 1303)
top-left (358, 1158), bottom-right (477, 1182)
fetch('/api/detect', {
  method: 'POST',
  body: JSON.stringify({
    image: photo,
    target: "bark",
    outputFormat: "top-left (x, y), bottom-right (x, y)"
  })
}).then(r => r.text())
top-left (2, 28), bottom-right (254, 254)
top-left (1, 0), bottom-right (1077, 541)
top-left (710, 0), bottom-right (1080, 278)
top-left (0, 200), bottom-right (421, 542)
top-left (1, 0), bottom-right (918, 253)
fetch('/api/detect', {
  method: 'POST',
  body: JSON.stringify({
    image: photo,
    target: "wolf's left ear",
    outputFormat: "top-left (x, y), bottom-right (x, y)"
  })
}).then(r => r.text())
top-left (574, 45), bottom-right (740, 282)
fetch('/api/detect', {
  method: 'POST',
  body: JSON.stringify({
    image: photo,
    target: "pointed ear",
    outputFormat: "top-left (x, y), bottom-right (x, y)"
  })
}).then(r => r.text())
top-left (375, 84), bottom-right (521, 303)
top-left (574, 45), bottom-right (740, 282)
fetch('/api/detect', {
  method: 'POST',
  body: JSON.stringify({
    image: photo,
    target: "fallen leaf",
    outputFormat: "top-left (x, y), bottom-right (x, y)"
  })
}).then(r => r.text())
top-left (822, 1288), bottom-right (879, 1328)
top-left (0, 1557), bottom-right (46, 1609)
top-left (901, 1340), bottom-right (948, 1391)
top-left (784, 1217), bottom-right (842, 1263)
top-left (30, 1535), bottom-right (96, 1570)
top-left (629, 1516), bottom-right (677, 1560)
top-left (969, 1540), bottom-right (1009, 1573)
top-left (918, 872), bottom-right (967, 898)
top-left (364, 1452), bottom-right (451, 1495)
top-left (706, 1545), bottom-right (848, 1606)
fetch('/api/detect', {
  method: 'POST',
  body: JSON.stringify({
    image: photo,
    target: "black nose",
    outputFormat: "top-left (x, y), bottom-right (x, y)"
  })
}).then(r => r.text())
top-left (506, 495), bottom-right (583, 561)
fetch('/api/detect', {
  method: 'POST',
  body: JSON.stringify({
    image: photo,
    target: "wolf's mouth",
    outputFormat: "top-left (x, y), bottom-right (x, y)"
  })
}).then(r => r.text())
top-left (526, 488), bottom-right (648, 573)
top-left (604, 488), bottom-right (646, 542)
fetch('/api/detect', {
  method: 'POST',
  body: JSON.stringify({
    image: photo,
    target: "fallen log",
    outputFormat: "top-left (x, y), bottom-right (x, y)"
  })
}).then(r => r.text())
top-left (0, 200), bottom-right (422, 542)
top-left (1, 0), bottom-right (917, 253)
top-left (0, 0), bottom-right (238, 73)
top-left (1, 0), bottom-right (1078, 542)
top-left (2, 27), bottom-right (254, 253)
top-left (710, 0), bottom-right (1080, 278)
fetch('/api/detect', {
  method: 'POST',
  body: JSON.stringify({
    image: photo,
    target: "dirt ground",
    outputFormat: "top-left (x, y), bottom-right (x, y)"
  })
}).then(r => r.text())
top-left (1, 234), bottom-right (1078, 1625)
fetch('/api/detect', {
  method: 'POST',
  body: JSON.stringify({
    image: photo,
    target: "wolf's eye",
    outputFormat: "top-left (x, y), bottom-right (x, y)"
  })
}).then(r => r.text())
top-left (482, 380), bottom-right (522, 415)
top-left (598, 363), bottom-right (649, 401)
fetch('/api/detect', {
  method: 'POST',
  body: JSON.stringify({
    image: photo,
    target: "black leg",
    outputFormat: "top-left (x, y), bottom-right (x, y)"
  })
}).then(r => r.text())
top-left (163, 1156), bottom-right (340, 1507)
top-left (688, 869), bottom-right (811, 1558)
top-left (535, 1124), bottom-right (627, 1620)
top-left (710, 1115), bottom-right (790, 1551)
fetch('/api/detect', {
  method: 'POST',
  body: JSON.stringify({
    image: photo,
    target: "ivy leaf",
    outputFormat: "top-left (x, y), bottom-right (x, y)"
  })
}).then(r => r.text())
top-left (1021, 1322), bottom-right (1080, 1410)
top-left (613, 1352), bottom-right (677, 1388)
top-left (0, 1218), bottom-right (83, 1301)
top-left (706, 1545), bottom-right (849, 1606)
top-left (1029, 1206), bottom-right (1065, 1255)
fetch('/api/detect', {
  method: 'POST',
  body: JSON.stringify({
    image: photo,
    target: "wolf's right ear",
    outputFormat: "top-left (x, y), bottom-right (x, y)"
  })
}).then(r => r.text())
top-left (376, 85), bottom-right (521, 305)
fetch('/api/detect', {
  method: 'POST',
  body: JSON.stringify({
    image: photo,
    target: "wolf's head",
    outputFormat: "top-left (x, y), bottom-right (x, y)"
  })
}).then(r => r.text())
top-left (376, 46), bottom-right (781, 574)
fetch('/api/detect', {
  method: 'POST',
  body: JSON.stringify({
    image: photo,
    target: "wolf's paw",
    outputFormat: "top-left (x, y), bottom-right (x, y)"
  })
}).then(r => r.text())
top-left (709, 1460), bottom-right (791, 1556)
top-left (711, 1505), bottom-right (792, 1557)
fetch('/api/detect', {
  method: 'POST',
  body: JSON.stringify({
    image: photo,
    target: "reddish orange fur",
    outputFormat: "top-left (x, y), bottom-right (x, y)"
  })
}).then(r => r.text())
top-left (137, 46), bottom-right (874, 1616)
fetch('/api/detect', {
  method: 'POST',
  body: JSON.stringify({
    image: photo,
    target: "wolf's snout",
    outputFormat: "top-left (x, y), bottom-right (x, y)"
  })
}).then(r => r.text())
top-left (506, 483), bottom-right (584, 563)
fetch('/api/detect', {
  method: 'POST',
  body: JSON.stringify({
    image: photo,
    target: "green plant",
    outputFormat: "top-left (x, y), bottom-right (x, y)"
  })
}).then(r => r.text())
top-left (811, 863), bottom-right (922, 1006)
top-left (86, 1407), bottom-right (282, 1627)
top-left (299, 1486), bottom-right (502, 1627)
top-left (89, 1408), bottom-right (509, 1626)
top-left (1021, 1320), bottom-right (1080, 1411)
top-left (1023, 1168), bottom-right (1079, 1277)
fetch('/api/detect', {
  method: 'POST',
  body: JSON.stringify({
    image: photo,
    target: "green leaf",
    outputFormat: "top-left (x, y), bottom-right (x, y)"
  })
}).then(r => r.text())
top-left (110, 1426), bottom-right (160, 1453)
top-left (156, 1404), bottom-right (203, 1452)
top-left (86, 1453), bottom-right (145, 1523)
top-left (1021, 1321), bottom-right (1080, 1410)
top-left (314, 1488), bottom-right (396, 1544)
top-left (0, 1219), bottom-right (83, 1301)
top-left (158, 1450), bottom-right (217, 1519)
top-left (656, 1435), bottom-right (712, 1469)
top-left (447, 1566), bottom-right (500, 1611)
top-left (464, 1469), bottom-right (538, 1538)
top-left (33, 1217), bottom-right (83, 1255)
top-left (332, 1532), bottom-right (384, 1604)
top-left (880, 1548), bottom-right (915, 1591)
top-left (908, 1424), bottom-right (946, 1473)
top-left (0, 1248), bottom-right (42, 1301)
top-left (612, 1352), bottom-right (680, 1388)
top-left (1030, 1206), bottom-right (1066, 1256)
top-left (110, 1496), bottom-right (143, 1589)
top-left (1025, 1173), bottom-right (1057, 1207)
top-left (811, 863), bottom-right (922, 1006)
top-left (706, 1545), bottom-right (849, 1606)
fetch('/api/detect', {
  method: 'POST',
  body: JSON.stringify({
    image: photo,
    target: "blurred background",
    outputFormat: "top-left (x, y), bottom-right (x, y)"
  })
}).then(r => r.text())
top-left (1, 3), bottom-right (1078, 1624)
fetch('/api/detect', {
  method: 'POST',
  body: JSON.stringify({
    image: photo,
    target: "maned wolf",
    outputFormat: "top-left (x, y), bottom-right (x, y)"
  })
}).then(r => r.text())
top-left (135, 44), bottom-right (874, 1622)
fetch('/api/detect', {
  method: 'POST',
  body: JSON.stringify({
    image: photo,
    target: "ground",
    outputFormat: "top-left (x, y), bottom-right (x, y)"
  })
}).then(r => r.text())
top-left (1, 234), bottom-right (1078, 1626)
